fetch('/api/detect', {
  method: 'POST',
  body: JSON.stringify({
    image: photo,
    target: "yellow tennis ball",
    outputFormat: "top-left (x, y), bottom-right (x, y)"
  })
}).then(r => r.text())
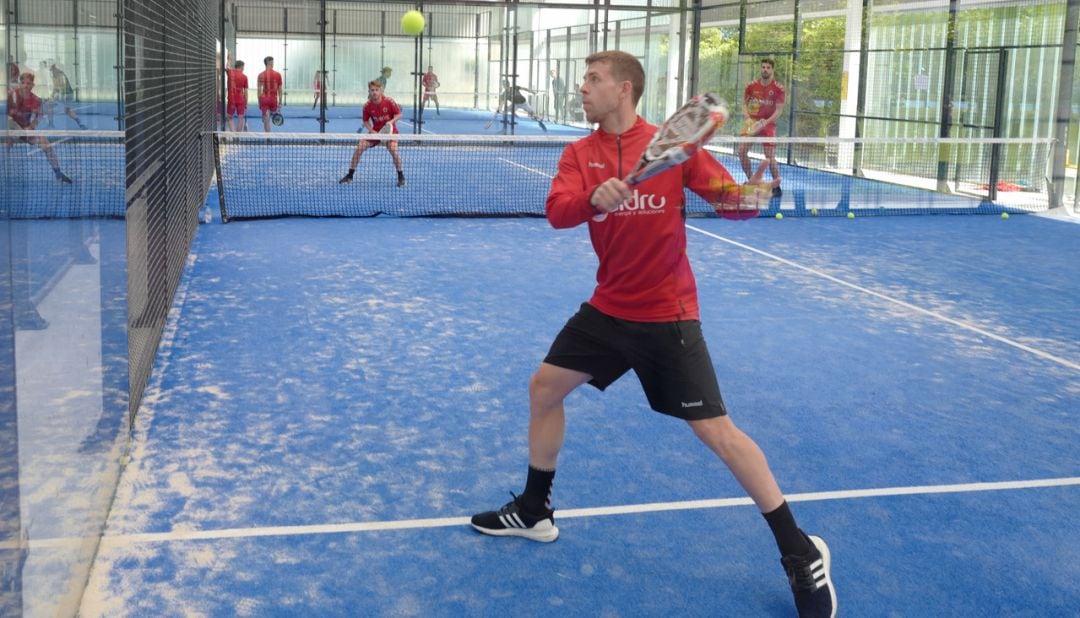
top-left (811, 208), bottom-right (818, 216)
top-left (775, 213), bottom-right (783, 220)
top-left (401, 10), bottom-right (425, 35)
top-left (1001, 212), bottom-right (1009, 219)
top-left (847, 212), bottom-right (855, 219)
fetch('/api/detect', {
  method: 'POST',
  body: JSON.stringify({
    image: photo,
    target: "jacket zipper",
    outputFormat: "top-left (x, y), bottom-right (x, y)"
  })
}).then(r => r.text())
top-left (616, 134), bottom-right (622, 178)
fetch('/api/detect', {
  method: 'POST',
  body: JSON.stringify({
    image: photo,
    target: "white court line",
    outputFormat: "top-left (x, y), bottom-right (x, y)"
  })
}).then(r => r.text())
top-left (7, 476), bottom-right (1076, 550)
top-left (499, 158), bottom-right (554, 177)
top-left (687, 224), bottom-right (1080, 372)
top-left (397, 119), bottom-right (435, 135)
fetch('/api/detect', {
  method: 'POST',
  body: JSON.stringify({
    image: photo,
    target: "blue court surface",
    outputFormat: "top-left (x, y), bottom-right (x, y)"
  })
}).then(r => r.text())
top-left (81, 214), bottom-right (1077, 615)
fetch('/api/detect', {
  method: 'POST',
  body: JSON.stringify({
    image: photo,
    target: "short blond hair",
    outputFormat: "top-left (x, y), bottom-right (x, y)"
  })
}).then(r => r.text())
top-left (585, 50), bottom-right (644, 104)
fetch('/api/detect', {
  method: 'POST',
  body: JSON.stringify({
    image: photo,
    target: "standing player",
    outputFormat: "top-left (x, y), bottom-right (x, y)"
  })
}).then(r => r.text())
top-left (421, 65), bottom-right (440, 116)
top-left (227, 60), bottom-right (249, 131)
top-left (469, 51), bottom-right (835, 618)
top-left (375, 66), bottom-right (392, 89)
top-left (739, 58), bottom-right (785, 197)
top-left (338, 80), bottom-right (405, 188)
top-left (45, 63), bottom-right (87, 129)
top-left (549, 68), bottom-right (566, 120)
top-left (257, 56), bottom-right (283, 132)
top-left (7, 72), bottom-right (73, 183)
top-left (312, 70), bottom-right (327, 110)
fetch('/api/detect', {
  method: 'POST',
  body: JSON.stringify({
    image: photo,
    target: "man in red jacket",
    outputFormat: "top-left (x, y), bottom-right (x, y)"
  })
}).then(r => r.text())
top-left (470, 50), bottom-right (836, 618)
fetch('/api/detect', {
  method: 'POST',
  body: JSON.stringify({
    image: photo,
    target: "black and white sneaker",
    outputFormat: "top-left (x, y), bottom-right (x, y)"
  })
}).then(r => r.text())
top-left (470, 493), bottom-right (559, 543)
top-left (782, 533), bottom-right (836, 618)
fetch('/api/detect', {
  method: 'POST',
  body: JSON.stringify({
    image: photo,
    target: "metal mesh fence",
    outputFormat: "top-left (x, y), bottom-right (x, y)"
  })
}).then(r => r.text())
top-left (124, 0), bottom-right (216, 421)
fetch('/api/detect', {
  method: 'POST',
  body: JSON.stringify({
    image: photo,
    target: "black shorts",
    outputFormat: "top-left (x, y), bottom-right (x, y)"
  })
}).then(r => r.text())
top-left (544, 303), bottom-right (728, 420)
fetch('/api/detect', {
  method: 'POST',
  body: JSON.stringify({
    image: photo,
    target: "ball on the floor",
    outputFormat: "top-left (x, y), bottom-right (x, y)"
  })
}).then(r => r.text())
top-left (401, 10), bottom-right (425, 35)
top-left (847, 212), bottom-right (855, 219)
top-left (1001, 212), bottom-right (1010, 219)
top-left (811, 208), bottom-right (819, 216)
top-left (775, 213), bottom-right (783, 220)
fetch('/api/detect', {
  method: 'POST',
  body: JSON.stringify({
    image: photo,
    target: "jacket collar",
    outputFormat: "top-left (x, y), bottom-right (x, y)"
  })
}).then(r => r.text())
top-left (594, 115), bottom-right (647, 141)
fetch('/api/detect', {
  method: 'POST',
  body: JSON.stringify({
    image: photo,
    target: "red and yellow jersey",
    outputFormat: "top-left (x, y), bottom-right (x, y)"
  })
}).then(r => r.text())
top-left (545, 117), bottom-right (741, 322)
top-left (362, 97), bottom-right (401, 132)
top-left (743, 79), bottom-right (786, 121)
top-left (7, 87), bottom-right (42, 128)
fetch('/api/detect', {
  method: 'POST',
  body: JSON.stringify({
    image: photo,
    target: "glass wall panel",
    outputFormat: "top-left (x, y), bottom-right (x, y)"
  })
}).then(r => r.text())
top-left (1, 2), bottom-right (126, 615)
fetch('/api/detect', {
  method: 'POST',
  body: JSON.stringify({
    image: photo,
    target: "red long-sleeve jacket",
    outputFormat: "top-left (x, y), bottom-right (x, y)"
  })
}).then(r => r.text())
top-left (545, 116), bottom-right (741, 322)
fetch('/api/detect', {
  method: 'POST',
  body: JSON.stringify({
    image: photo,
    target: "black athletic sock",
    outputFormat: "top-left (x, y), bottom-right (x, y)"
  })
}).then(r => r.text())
top-left (397, 170), bottom-right (405, 179)
top-left (521, 465), bottom-right (555, 513)
top-left (762, 501), bottom-right (811, 557)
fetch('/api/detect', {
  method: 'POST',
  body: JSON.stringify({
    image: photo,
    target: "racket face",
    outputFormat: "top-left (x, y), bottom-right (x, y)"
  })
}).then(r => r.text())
top-left (379, 123), bottom-right (393, 134)
top-left (271, 112), bottom-right (284, 126)
top-left (627, 93), bottom-right (729, 185)
top-left (741, 118), bottom-right (764, 136)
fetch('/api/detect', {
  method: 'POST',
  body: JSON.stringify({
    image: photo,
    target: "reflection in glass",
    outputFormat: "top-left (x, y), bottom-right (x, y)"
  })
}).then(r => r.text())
top-left (2, 1), bottom-right (126, 615)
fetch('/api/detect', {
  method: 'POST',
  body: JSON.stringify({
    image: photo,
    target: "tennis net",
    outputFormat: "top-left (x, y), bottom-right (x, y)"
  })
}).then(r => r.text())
top-left (212, 132), bottom-right (1055, 221)
top-left (2, 130), bottom-right (125, 218)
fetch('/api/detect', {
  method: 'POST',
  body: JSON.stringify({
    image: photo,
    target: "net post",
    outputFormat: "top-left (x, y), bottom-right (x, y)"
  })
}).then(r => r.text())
top-left (212, 132), bottom-right (229, 223)
top-left (986, 47), bottom-right (1011, 204)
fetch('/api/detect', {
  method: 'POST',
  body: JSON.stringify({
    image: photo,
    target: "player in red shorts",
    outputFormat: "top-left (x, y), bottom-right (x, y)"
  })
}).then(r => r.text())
top-left (312, 70), bottom-right (327, 110)
top-left (421, 65), bottom-right (440, 116)
top-left (6, 72), bottom-right (72, 183)
top-left (257, 56), bottom-right (283, 132)
top-left (739, 58), bottom-right (786, 197)
top-left (227, 60), bottom-right (248, 131)
top-left (339, 81), bottom-right (405, 188)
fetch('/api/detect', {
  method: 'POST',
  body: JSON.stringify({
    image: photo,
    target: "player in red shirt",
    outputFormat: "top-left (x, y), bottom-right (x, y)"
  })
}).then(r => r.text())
top-left (312, 70), bottom-right (327, 110)
top-left (6, 72), bottom-right (72, 183)
top-left (227, 60), bottom-right (248, 131)
top-left (338, 81), bottom-right (405, 187)
top-left (739, 58), bottom-right (786, 197)
top-left (469, 51), bottom-right (835, 618)
top-left (257, 56), bottom-right (283, 132)
top-left (420, 65), bottom-right (440, 116)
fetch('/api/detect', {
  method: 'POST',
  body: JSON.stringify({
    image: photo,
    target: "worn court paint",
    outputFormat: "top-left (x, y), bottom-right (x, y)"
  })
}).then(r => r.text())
top-left (82, 216), bottom-right (1078, 616)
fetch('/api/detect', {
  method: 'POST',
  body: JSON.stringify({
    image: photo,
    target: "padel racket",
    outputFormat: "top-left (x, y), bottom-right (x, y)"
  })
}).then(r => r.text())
top-left (379, 122), bottom-right (394, 134)
top-left (270, 111), bottom-right (284, 126)
top-left (740, 118), bottom-right (765, 136)
top-left (712, 159), bottom-right (773, 220)
top-left (592, 92), bottom-right (772, 221)
top-left (623, 92), bottom-right (729, 186)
